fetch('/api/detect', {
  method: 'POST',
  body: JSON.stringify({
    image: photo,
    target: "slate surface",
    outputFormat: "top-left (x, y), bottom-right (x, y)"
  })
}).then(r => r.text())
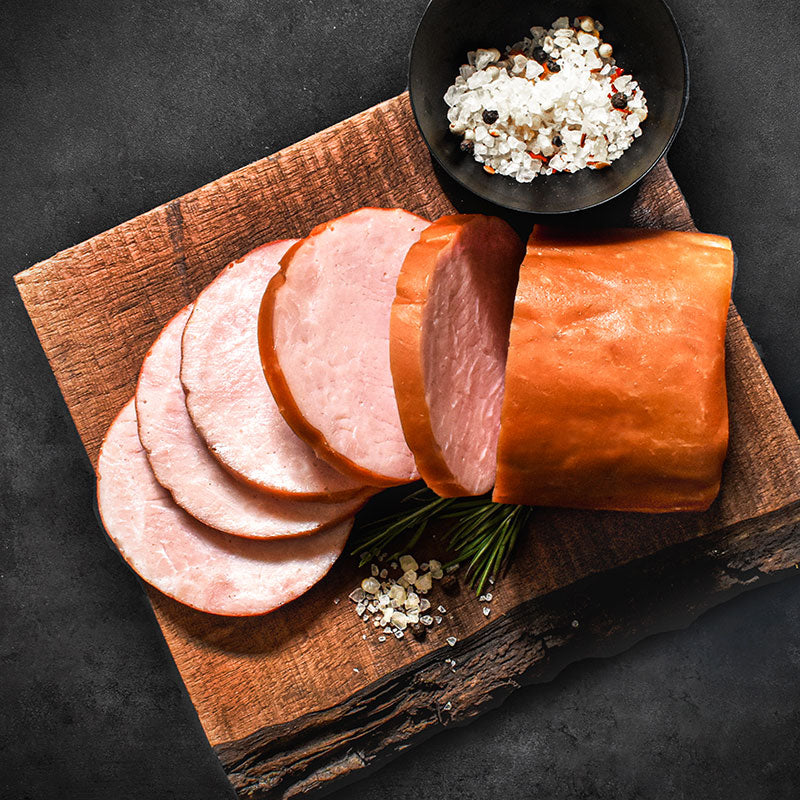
top-left (1, 1), bottom-right (798, 799)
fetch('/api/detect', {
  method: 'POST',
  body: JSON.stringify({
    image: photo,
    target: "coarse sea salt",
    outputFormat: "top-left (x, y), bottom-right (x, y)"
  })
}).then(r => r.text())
top-left (444, 16), bottom-right (647, 183)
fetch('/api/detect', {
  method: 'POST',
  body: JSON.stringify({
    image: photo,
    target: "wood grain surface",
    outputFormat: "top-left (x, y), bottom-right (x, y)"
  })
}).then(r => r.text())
top-left (14, 92), bottom-right (800, 799)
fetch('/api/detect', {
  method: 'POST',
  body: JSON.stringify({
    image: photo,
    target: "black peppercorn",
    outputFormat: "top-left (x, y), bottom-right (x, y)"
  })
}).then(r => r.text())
top-left (532, 46), bottom-right (548, 63)
top-left (482, 108), bottom-right (499, 125)
top-left (552, 135), bottom-right (563, 147)
top-left (611, 92), bottom-right (628, 109)
top-left (546, 58), bottom-right (561, 73)
top-left (440, 573), bottom-right (460, 596)
top-left (410, 623), bottom-right (427, 641)
top-left (459, 139), bottom-right (474, 154)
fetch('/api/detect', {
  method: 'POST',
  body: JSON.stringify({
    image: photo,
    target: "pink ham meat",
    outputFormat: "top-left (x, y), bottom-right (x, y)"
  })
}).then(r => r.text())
top-left (391, 215), bottom-right (524, 496)
top-left (180, 240), bottom-right (364, 501)
top-left (97, 400), bottom-right (351, 616)
top-left (136, 305), bottom-right (372, 539)
top-left (260, 208), bottom-right (430, 487)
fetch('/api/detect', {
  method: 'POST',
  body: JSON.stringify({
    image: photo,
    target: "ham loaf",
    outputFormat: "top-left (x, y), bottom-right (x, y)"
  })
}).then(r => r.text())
top-left (391, 214), bottom-right (523, 496)
top-left (136, 305), bottom-right (372, 539)
top-left (260, 208), bottom-right (430, 486)
top-left (493, 226), bottom-right (734, 512)
top-left (180, 240), bottom-right (364, 501)
top-left (97, 401), bottom-right (351, 616)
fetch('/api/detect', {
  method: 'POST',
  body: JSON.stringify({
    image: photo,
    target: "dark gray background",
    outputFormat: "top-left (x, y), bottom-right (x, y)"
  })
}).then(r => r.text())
top-left (1, 1), bottom-right (798, 798)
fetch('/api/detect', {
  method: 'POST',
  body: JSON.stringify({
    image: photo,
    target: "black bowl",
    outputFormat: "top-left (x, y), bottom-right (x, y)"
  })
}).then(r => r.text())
top-left (409, 0), bottom-right (688, 214)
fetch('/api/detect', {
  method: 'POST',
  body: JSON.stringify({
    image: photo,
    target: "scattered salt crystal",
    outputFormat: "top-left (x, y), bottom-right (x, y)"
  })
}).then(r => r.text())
top-left (414, 572), bottom-right (433, 593)
top-left (370, 564), bottom-right (379, 577)
top-left (437, 605), bottom-right (447, 614)
top-left (388, 584), bottom-right (407, 607)
top-left (378, 635), bottom-right (387, 642)
top-left (483, 607), bottom-right (491, 617)
top-left (446, 636), bottom-right (457, 647)
top-left (348, 588), bottom-right (365, 603)
top-left (443, 701), bottom-right (453, 711)
top-left (399, 555), bottom-right (418, 573)
top-left (434, 615), bottom-right (443, 625)
top-left (394, 630), bottom-right (405, 639)
top-left (361, 577), bottom-right (380, 595)
top-left (353, 668), bottom-right (359, 673)
top-left (391, 611), bottom-right (409, 630)
top-left (420, 615), bottom-right (434, 626)
top-left (419, 598), bottom-right (431, 613)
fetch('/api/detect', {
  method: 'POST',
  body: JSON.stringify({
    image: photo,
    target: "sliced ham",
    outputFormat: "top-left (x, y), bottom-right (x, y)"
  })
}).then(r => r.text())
top-left (391, 215), bottom-right (524, 496)
top-left (493, 226), bottom-right (734, 512)
top-left (181, 240), bottom-right (364, 501)
top-left (97, 400), bottom-right (351, 616)
top-left (260, 208), bottom-right (430, 486)
top-left (136, 305), bottom-right (372, 539)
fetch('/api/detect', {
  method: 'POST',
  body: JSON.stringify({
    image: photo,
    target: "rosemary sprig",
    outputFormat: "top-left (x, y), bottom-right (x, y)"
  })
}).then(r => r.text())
top-left (352, 486), bottom-right (532, 595)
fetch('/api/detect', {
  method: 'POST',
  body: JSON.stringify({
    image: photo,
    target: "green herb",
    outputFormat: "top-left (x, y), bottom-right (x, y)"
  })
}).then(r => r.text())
top-left (352, 486), bottom-right (532, 595)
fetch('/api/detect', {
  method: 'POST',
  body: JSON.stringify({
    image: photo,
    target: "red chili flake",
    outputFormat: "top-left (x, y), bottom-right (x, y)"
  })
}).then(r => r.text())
top-left (527, 152), bottom-right (548, 162)
top-left (483, 164), bottom-right (496, 174)
top-left (580, 133), bottom-right (587, 147)
top-left (488, 130), bottom-right (500, 137)
top-left (587, 160), bottom-right (611, 169)
top-left (613, 67), bottom-right (624, 80)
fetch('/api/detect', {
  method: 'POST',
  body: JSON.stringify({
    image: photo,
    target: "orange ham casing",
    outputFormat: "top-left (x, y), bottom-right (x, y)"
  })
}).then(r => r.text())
top-left (492, 226), bottom-right (734, 513)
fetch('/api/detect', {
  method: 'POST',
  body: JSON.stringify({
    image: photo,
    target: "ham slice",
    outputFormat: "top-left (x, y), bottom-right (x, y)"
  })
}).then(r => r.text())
top-left (97, 400), bottom-right (351, 616)
top-left (493, 226), bottom-right (734, 512)
top-left (136, 305), bottom-right (372, 539)
top-left (391, 215), bottom-right (524, 496)
top-left (181, 240), bottom-right (364, 501)
top-left (260, 208), bottom-right (430, 486)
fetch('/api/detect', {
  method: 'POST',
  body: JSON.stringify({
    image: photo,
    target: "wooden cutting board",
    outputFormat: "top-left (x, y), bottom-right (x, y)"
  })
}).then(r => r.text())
top-left (15, 93), bottom-right (800, 799)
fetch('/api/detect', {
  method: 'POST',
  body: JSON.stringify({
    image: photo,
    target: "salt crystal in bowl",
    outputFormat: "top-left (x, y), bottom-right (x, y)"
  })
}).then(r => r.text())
top-left (409, 0), bottom-right (688, 214)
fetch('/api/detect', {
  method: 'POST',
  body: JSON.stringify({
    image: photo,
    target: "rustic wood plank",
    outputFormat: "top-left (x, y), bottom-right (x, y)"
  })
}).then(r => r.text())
top-left (14, 92), bottom-right (800, 799)
top-left (218, 504), bottom-right (800, 800)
